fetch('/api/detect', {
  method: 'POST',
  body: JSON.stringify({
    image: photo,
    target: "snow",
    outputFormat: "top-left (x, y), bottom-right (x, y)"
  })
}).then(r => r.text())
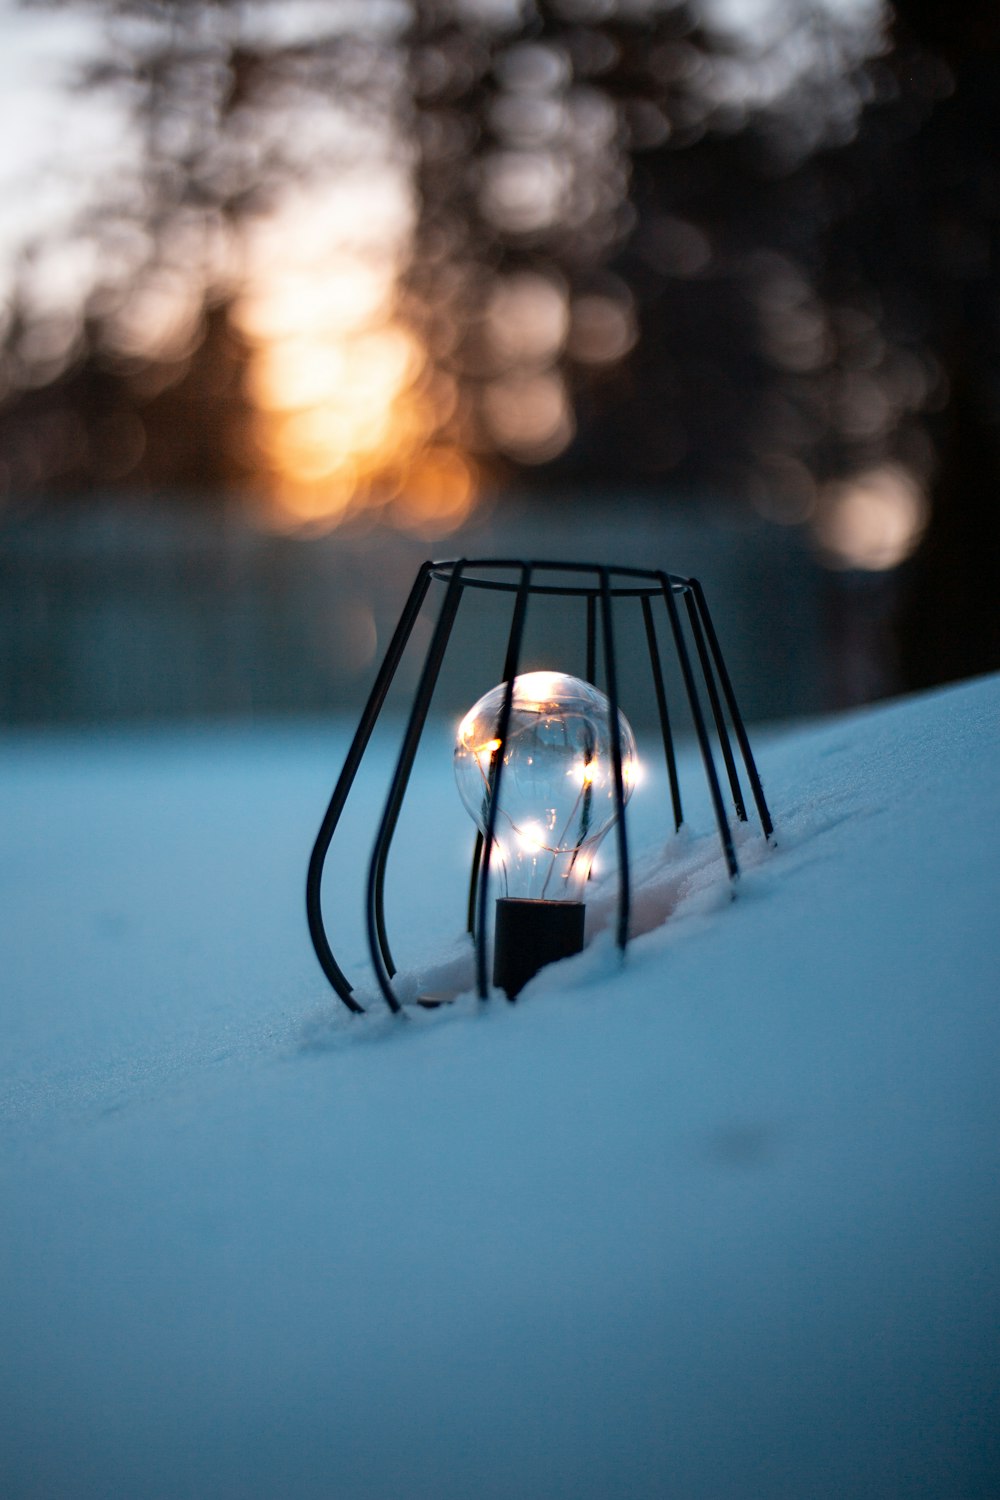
top-left (2, 673), bottom-right (998, 1499)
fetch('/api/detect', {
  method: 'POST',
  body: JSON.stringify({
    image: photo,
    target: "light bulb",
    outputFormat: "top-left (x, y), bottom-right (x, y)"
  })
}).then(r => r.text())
top-left (455, 670), bottom-right (638, 995)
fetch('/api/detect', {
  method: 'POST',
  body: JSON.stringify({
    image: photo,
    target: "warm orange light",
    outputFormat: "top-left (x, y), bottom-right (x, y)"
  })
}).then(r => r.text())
top-left (267, 407), bottom-right (386, 480)
top-left (569, 760), bottom-right (599, 786)
top-left (475, 738), bottom-right (503, 770)
top-left (567, 754), bottom-right (638, 788)
top-left (245, 294), bottom-right (469, 529)
top-left (394, 446), bottom-right (476, 535)
top-left (235, 263), bottom-right (392, 342)
top-left (247, 338), bottom-right (348, 412)
top-left (239, 211), bottom-right (476, 532)
top-left (271, 469), bottom-right (358, 527)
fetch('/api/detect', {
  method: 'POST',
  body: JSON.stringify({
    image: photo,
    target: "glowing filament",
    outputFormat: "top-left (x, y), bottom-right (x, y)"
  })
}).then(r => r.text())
top-left (569, 759), bottom-right (599, 786)
top-left (476, 738), bottom-right (502, 770)
top-left (517, 822), bottom-right (547, 856)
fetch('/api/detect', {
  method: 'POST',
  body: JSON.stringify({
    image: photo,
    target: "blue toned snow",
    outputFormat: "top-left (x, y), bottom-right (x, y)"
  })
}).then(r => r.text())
top-left (1, 673), bottom-right (998, 1498)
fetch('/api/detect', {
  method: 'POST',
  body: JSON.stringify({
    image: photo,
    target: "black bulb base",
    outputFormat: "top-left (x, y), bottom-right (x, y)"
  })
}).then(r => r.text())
top-left (493, 897), bottom-right (586, 999)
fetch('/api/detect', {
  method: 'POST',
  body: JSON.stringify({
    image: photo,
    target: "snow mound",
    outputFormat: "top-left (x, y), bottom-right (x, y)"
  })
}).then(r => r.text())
top-left (2, 673), bottom-right (998, 1499)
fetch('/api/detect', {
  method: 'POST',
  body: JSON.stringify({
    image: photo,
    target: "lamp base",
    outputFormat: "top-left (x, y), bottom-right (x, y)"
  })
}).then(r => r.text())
top-left (493, 897), bottom-right (586, 1000)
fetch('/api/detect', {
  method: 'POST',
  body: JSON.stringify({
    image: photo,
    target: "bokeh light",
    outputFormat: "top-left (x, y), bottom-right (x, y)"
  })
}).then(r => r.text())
top-left (483, 369), bottom-right (575, 463)
top-left (234, 175), bottom-right (476, 534)
top-left (486, 272), bottom-right (569, 366)
top-left (567, 289), bottom-right (637, 364)
top-left (815, 465), bottom-right (929, 572)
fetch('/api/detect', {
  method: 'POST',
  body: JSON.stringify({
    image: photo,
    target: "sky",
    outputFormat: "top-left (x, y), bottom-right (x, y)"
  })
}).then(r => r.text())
top-left (0, 4), bottom-right (128, 322)
top-left (0, 0), bottom-right (888, 322)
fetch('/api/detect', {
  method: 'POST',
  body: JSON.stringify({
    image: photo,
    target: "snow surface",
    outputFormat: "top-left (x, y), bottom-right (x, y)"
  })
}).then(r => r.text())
top-left (1, 673), bottom-right (998, 1499)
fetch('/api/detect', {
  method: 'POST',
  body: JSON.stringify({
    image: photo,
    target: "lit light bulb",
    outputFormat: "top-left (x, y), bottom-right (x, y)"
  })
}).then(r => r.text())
top-left (455, 670), bottom-right (638, 996)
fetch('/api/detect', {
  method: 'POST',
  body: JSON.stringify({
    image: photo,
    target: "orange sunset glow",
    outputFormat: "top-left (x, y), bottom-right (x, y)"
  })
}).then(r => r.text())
top-left (234, 181), bottom-right (476, 535)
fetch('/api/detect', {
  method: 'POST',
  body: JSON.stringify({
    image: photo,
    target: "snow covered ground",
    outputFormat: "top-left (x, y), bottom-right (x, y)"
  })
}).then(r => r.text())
top-left (1, 672), bottom-right (998, 1499)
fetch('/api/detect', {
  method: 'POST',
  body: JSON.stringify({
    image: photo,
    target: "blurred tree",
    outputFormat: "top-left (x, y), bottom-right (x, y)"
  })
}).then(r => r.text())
top-left (2, 0), bottom-right (998, 693)
top-left (0, 300), bottom-right (253, 500)
top-left (400, 0), bottom-right (886, 500)
top-left (2, 0), bottom-right (884, 517)
top-left (881, 0), bottom-right (1000, 688)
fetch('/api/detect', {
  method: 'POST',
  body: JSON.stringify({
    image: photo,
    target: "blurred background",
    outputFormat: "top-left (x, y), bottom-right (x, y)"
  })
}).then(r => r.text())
top-left (1, 0), bottom-right (997, 730)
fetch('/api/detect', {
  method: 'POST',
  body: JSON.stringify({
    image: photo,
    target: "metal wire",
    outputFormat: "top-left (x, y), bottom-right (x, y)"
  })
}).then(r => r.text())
top-left (305, 561), bottom-right (432, 1011)
top-left (307, 558), bottom-right (774, 1014)
top-left (366, 560), bottom-right (467, 1012)
top-left (598, 568), bottom-right (631, 953)
top-left (473, 565), bottom-right (532, 999)
top-left (640, 594), bottom-right (683, 834)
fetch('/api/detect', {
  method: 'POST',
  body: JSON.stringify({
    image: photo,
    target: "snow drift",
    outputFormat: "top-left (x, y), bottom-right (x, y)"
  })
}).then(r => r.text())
top-left (1, 672), bottom-right (998, 1498)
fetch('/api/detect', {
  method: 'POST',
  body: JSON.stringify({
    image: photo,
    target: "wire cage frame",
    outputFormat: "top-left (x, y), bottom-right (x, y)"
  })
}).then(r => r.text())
top-left (307, 558), bottom-right (774, 1015)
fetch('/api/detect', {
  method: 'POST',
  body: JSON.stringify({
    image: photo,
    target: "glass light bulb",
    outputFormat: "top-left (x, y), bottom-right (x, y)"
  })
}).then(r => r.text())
top-left (455, 670), bottom-right (638, 903)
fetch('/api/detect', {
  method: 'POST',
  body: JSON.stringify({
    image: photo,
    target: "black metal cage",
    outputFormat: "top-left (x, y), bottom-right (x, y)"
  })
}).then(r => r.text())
top-left (307, 558), bottom-right (774, 1014)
